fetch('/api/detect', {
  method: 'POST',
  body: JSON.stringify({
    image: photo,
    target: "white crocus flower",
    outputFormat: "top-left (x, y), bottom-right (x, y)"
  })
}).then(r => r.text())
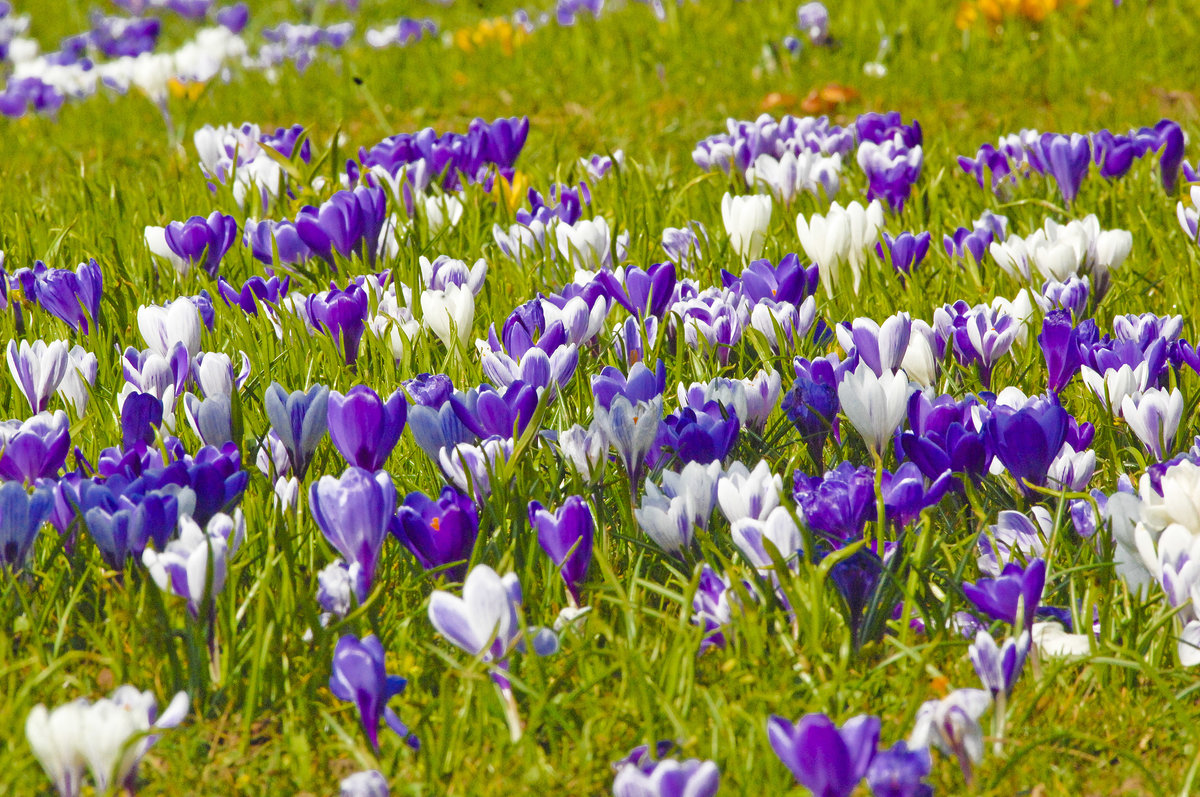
top-left (721, 192), bottom-right (772, 261)
top-left (837, 363), bottom-right (911, 456)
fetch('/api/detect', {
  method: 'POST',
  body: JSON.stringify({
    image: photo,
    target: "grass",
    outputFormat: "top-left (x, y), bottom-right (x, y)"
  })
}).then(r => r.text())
top-left (3, 0), bottom-right (1200, 794)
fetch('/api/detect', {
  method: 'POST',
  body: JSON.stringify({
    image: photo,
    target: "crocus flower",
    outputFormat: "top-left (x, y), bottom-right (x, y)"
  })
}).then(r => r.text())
top-left (731, 506), bottom-right (802, 572)
top-left (120, 392), bottom-right (163, 449)
top-left (1039, 133), bottom-right (1090, 204)
top-left (182, 394), bottom-right (233, 447)
top-left (7, 339), bottom-right (69, 414)
top-left (797, 2), bottom-right (830, 45)
top-left (865, 741), bottom-right (933, 797)
top-left (429, 564), bottom-right (557, 741)
top-left (0, 410), bottom-right (71, 483)
top-left (142, 510), bottom-right (244, 616)
top-left (421, 283), bottom-right (475, 349)
top-left (157, 211), bottom-right (239, 277)
top-left (963, 558), bottom-right (1047, 628)
top-left (969, 630), bottom-right (1030, 698)
top-left (309, 467), bottom-right (395, 601)
top-left (26, 686), bottom-right (188, 797)
top-left (1038, 309), bottom-right (1083, 394)
top-left (721, 192), bottom-right (772, 261)
top-left (341, 770), bottom-right (390, 797)
top-left (1122, 387), bottom-right (1183, 462)
top-left (54, 345), bottom-right (96, 418)
top-left (0, 481), bottom-right (54, 569)
top-left (611, 755), bottom-right (721, 797)
top-left (909, 689), bottom-right (991, 785)
top-left (329, 634), bottom-right (418, 751)
top-left (985, 397), bottom-right (1068, 491)
top-left (768, 713), bottom-right (879, 797)
top-left (394, 486), bottom-right (479, 581)
top-left (837, 364), bottom-right (910, 456)
top-left (692, 564), bottom-right (737, 652)
top-left (796, 199), bottom-right (884, 297)
top-left (595, 395), bottom-right (663, 486)
top-left (529, 496), bottom-right (594, 605)
top-left (264, 382), bottom-right (329, 479)
top-left (438, 437), bottom-right (512, 501)
top-left (308, 283), bottom-right (370, 365)
top-left (327, 386), bottom-right (407, 470)
top-left (137, 297), bottom-right (202, 358)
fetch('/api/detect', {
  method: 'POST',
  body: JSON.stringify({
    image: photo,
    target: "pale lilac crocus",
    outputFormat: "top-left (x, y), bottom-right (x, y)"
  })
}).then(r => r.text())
top-left (7, 339), bottom-right (69, 414)
top-left (1122, 387), bottom-right (1183, 461)
top-left (427, 564), bottom-right (557, 740)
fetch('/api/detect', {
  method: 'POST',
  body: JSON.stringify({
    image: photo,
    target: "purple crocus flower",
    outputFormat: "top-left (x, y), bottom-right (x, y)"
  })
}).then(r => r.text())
top-left (394, 486), bottom-right (479, 581)
top-left (796, 1), bottom-right (830, 45)
top-left (876, 231), bottom-right (930, 277)
top-left (768, 713), bottom-right (879, 797)
top-left (21, 260), bottom-right (103, 334)
top-left (985, 398), bottom-right (1068, 492)
top-left (327, 386), bottom-right (406, 470)
top-left (264, 382), bottom-right (329, 479)
top-left (592, 360), bottom-right (666, 410)
top-left (1039, 309), bottom-right (1083, 394)
top-left (329, 634), bottom-right (418, 751)
top-left (1039, 133), bottom-right (1090, 204)
top-left (309, 467), bottom-right (395, 602)
top-left (307, 283), bottom-right (369, 365)
top-left (793, 462), bottom-right (876, 543)
top-left (404, 372), bottom-right (454, 407)
top-left (217, 275), bottom-right (289, 316)
top-left (0, 481), bottom-right (54, 569)
top-left (0, 411), bottom-right (71, 484)
top-left (898, 392), bottom-right (988, 485)
top-left (164, 212), bottom-right (239, 278)
top-left (216, 3), bottom-right (250, 33)
top-left (782, 358), bottom-right (840, 467)
top-left (529, 496), bottom-right (594, 606)
top-left (611, 754), bottom-right (721, 797)
top-left (78, 481), bottom-right (182, 570)
top-left (244, 219), bottom-right (315, 267)
top-left (449, 381), bottom-right (539, 441)
top-left (969, 629), bottom-right (1030, 698)
top-left (865, 741), bottom-right (932, 797)
top-left (963, 558), bottom-right (1046, 628)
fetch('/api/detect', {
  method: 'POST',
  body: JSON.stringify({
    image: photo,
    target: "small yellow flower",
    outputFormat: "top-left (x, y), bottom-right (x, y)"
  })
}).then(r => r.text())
top-left (168, 78), bottom-right (205, 101)
top-left (956, 1), bottom-right (979, 30)
top-left (491, 171), bottom-right (530, 213)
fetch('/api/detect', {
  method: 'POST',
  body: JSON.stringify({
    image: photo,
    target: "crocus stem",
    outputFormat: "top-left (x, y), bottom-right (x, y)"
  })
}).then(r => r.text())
top-left (992, 690), bottom-right (1008, 755)
top-left (499, 684), bottom-right (523, 742)
top-left (207, 614), bottom-right (222, 686)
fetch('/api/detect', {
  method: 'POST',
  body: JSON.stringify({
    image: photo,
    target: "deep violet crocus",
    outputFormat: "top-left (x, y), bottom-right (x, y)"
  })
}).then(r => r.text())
top-left (767, 713), bottom-right (879, 797)
top-left (163, 212), bottom-right (239, 278)
top-left (985, 398), bottom-right (1068, 492)
top-left (327, 386), bottom-right (407, 470)
top-left (329, 634), bottom-right (418, 751)
top-left (394, 487), bottom-right (479, 581)
top-left (309, 467), bottom-right (395, 601)
top-left (264, 382), bottom-right (329, 479)
top-left (307, 282), bottom-right (370, 365)
top-left (1039, 309), bottom-right (1083, 394)
top-left (865, 741), bottom-right (933, 797)
top-left (962, 558), bottom-right (1047, 629)
top-left (529, 496), bottom-right (594, 606)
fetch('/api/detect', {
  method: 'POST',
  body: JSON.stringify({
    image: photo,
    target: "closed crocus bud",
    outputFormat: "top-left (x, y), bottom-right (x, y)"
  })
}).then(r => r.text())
top-left (421, 283), bottom-right (475, 349)
top-left (327, 386), bottom-right (407, 470)
top-left (144, 225), bottom-right (188, 274)
top-left (1122, 387), bottom-right (1184, 462)
top-left (0, 481), bottom-right (55, 569)
top-left (137, 298), bottom-right (202, 358)
top-left (309, 467), bottom-right (395, 601)
top-left (7, 339), bottom-right (69, 414)
top-left (264, 382), bottom-right (329, 479)
top-left (26, 699), bottom-right (87, 797)
top-left (837, 364), bottom-right (911, 456)
top-left (183, 393), bottom-right (234, 447)
top-left (721, 192), bottom-right (772, 261)
top-left (57, 345), bottom-right (98, 417)
top-left (529, 496), bottom-right (594, 605)
top-left (194, 351), bottom-right (250, 398)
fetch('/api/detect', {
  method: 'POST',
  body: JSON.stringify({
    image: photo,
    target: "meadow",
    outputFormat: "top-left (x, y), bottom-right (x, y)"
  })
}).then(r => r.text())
top-left (2, 0), bottom-right (1200, 794)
